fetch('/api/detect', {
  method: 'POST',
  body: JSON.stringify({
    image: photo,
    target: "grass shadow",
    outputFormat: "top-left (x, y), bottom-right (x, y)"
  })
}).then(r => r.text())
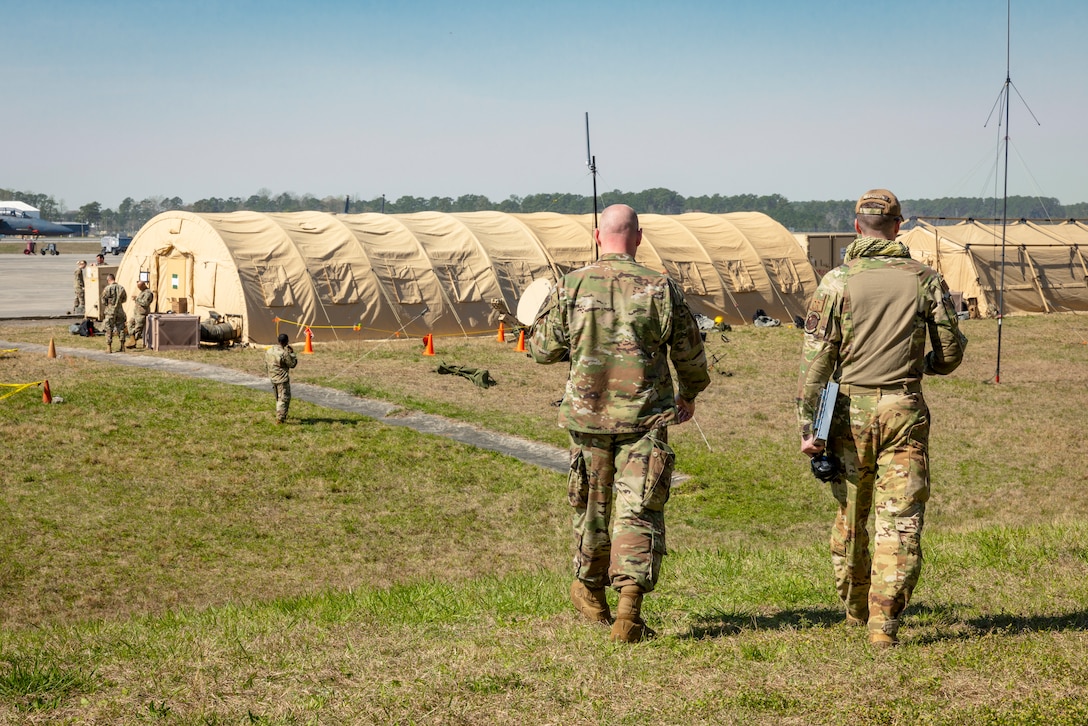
top-left (291, 417), bottom-right (365, 426)
top-left (679, 605), bottom-right (846, 639)
top-left (907, 602), bottom-right (1088, 644)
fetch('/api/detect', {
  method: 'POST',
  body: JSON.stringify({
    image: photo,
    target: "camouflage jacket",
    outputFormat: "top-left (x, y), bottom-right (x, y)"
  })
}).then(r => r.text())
top-left (529, 253), bottom-right (710, 434)
top-left (796, 236), bottom-right (967, 436)
top-left (266, 344), bottom-right (298, 384)
top-left (100, 283), bottom-right (127, 320)
top-left (74, 268), bottom-right (84, 292)
top-left (134, 289), bottom-right (155, 315)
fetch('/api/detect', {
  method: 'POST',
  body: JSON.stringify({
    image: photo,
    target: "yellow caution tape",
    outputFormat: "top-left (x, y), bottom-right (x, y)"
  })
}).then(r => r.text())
top-left (0, 381), bottom-right (44, 402)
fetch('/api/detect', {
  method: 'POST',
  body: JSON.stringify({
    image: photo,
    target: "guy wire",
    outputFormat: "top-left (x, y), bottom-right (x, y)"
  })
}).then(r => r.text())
top-left (327, 308), bottom-right (430, 382)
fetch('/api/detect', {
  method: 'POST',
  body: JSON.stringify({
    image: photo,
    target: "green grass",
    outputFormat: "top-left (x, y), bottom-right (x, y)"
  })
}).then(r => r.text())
top-left (1, 315), bottom-right (1088, 723)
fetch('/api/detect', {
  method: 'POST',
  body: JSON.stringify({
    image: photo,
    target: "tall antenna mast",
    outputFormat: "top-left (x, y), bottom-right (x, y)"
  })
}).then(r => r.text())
top-left (984, 0), bottom-right (1040, 383)
top-left (585, 112), bottom-right (600, 258)
top-left (994, 0), bottom-right (1012, 384)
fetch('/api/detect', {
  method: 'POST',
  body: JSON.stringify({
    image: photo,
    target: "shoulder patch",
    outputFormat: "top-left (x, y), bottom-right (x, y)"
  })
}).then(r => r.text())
top-left (809, 297), bottom-right (826, 313)
top-left (805, 312), bottom-right (821, 334)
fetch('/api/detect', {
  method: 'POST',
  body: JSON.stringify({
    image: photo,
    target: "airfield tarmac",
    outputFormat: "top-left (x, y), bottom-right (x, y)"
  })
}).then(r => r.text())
top-left (0, 250), bottom-right (115, 318)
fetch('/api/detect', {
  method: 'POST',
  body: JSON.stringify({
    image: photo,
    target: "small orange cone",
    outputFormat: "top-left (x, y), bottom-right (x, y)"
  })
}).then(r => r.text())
top-left (47, 338), bottom-right (57, 359)
top-left (496, 321), bottom-right (505, 342)
top-left (303, 327), bottom-right (314, 354)
top-left (515, 329), bottom-right (527, 353)
top-left (42, 380), bottom-right (52, 404)
top-left (423, 333), bottom-right (436, 356)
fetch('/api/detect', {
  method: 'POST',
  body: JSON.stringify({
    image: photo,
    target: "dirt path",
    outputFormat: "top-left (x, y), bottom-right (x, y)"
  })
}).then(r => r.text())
top-left (1, 338), bottom-right (570, 474)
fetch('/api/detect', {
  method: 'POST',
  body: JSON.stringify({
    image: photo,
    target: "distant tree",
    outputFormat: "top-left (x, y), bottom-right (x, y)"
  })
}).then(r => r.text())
top-left (116, 197), bottom-right (136, 232)
top-left (193, 197), bottom-right (225, 213)
top-left (78, 201), bottom-right (102, 226)
top-left (453, 194), bottom-right (493, 212)
top-left (389, 196), bottom-right (425, 213)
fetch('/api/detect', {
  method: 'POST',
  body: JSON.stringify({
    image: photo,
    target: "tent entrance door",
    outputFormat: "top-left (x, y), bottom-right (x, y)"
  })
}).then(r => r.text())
top-left (161, 256), bottom-right (191, 313)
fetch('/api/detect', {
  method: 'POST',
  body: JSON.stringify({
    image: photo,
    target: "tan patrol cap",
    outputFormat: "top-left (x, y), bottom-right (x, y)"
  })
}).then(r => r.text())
top-left (855, 189), bottom-right (902, 220)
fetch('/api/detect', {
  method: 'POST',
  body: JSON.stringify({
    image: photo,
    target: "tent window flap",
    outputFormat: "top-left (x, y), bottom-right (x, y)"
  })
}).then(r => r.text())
top-left (315, 262), bottom-right (361, 305)
top-left (254, 264), bottom-right (296, 307)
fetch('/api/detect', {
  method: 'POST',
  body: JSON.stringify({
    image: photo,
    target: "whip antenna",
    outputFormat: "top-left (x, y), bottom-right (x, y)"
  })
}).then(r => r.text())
top-left (585, 112), bottom-right (600, 258)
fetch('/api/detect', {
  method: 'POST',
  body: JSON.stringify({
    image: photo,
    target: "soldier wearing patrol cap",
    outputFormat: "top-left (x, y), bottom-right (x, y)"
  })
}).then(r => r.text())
top-left (529, 204), bottom-right (710, 643)
top-left (797, 188), bottom-right (967, 649)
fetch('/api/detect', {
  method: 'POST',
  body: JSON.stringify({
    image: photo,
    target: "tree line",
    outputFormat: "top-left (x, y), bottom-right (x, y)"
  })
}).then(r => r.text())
top-left (4, 186), bottom-right (1087, 236)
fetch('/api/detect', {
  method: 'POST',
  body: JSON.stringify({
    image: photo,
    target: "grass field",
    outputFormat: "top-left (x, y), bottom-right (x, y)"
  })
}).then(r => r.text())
top-left (1, 315), bottom-right (1088, 724)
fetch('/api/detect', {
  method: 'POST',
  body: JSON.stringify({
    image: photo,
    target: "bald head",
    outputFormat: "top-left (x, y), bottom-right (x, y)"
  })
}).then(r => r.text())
top-left (595, 204), bottom-right (641, 255)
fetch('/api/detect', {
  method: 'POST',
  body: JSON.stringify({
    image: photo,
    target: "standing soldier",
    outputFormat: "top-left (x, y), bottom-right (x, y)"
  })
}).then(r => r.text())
top-left (128, 281), bottom-right (155, 349)
top-left (266, 333), bottom-right (298, 424)
top-left (529, 204), bottom-right (710, 643)
top-left (100, 273), bottom-right (128, 354)
top-left (73, 260), bottom-right (87, 315)
top-left (797, 189), bottom-right (967, 649)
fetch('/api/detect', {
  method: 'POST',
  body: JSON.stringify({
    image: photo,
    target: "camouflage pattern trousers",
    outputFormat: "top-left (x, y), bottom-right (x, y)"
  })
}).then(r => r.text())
top-left (129, 313), bottom-right (148, 342)
top-left (567, 427), bottom-right (675, 593)
top-left (103, 314), bottom-right (127, 348)
top-left (827, 390), bottom-right (930, 637)
top-left (272, 381), bottom-right (291, 422)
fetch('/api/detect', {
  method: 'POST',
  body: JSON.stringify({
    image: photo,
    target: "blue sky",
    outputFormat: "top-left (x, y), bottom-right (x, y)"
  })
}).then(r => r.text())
top-left (8, 0), bottom-right (1086, 211)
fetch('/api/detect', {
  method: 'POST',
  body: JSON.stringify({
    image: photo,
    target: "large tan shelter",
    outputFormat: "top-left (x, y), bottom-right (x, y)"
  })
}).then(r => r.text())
top-left (900, 219), bottom-right (1088, 318)
top-left (117, 210), bottom-right (819, 344)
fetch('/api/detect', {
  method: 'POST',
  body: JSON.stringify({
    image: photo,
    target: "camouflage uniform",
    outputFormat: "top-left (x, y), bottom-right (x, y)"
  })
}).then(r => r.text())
top-left (530, 253), bottom-right (710, 593)
top-left (100, 281), bottom-right (128, 352)
top-left (797, 236), bottom-right (967, 638)
top-left (73, 265), bottom-right (85, 314)
top-left (129, 287), bottom-right (155, 347)
top-left (266, 342), bottom-right (298, 423)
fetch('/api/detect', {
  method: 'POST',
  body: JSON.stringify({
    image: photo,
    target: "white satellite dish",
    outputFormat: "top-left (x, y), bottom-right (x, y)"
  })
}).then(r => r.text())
top-left (516, 278), bottom-right (555, 326)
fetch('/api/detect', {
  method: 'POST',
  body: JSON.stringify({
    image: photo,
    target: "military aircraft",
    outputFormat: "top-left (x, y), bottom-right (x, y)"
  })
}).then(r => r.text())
top-left (0, 208), bottom-right (72, 236)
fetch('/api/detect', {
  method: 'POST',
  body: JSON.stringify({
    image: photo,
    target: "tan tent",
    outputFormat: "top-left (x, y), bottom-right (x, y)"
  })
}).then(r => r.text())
top-left (900, 220), bottom-right (1088, 318)
top-left (118, 210), bottom-right (818, 344)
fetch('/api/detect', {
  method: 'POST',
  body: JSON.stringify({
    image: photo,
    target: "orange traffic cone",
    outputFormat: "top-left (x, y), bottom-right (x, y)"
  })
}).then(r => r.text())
top-left (496, 321), bottom-right (505, 342)
top-left (515, 329), bottom-right (527, 353)
top-left (41, 380), bottom-right (52, 404)
top-left (422, 333), bottom-right (436, 356)
top-left (47, 337), bottom-right (57, 359)
top-left (303, 327), bottom-right (314, 354)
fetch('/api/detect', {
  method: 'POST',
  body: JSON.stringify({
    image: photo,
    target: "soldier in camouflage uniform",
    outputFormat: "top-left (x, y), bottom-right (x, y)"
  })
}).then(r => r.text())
top-left (266, 333), bottom-right (298, 424)
top-left (530, 204), bottom-right (710, 643)
top-left (73, 260), bottom-right (87, 315)
top-left (797, 189), bottom-right (967, 648)
top-left (127, 281), bottom-right (155, 349)
top-left (100, 273), bottom-right (128, 354)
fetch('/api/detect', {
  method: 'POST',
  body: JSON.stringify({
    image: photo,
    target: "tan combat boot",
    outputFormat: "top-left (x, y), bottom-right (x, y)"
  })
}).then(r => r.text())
top-left (570, 580), bottom-right (611, 624)
top-left (106, 341), bottom-right (112, 354)
top-left (610, 586), bottom-right (647, 643)
top-left (869, 619), bottom-right (899, 649)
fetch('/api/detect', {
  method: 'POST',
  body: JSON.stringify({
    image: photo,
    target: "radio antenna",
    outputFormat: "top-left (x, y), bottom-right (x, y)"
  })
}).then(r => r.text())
top-left (983, 0), bottom-right (1040, 384)
top-left (585, 112), bottom-right (600, 258)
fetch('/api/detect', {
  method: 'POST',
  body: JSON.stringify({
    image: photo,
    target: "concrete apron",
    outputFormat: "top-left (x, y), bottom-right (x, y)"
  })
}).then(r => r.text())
top-left (2, 338), bottom-right (570, 474)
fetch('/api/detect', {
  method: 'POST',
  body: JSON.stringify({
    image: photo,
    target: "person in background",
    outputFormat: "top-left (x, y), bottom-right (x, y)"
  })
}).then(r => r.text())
top-left (72, 259), bottom-right (87, 315)
top-left (100, 273), bottom-right (128, 354)
top-left (266, 333), bottom-right (298, 424)
top-left (127, 281), bottom-right (154, 349)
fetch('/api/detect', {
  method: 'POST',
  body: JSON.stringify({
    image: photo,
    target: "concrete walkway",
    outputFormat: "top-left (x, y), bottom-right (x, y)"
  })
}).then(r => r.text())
top-left (2, 338), bottom-right (570, 474)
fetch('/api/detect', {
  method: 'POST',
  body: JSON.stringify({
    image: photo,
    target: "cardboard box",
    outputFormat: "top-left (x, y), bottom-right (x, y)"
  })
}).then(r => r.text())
top-left (170, 298), bottom-right (188, 314)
